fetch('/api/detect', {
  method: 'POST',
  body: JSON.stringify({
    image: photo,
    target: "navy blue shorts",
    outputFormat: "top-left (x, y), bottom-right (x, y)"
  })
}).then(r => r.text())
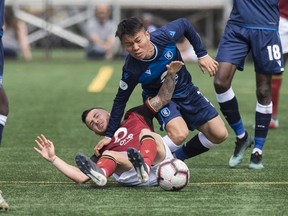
top-left (216, 23), bottom-right (284, 74)
top-left (156, 85), bottom-right (218, 131)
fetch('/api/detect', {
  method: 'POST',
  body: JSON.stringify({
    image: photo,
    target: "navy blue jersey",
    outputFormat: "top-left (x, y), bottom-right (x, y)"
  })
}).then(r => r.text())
top-left (106, 18), bottom-right (208, 138)
top-left (228, 0), bottom-right (279, 29)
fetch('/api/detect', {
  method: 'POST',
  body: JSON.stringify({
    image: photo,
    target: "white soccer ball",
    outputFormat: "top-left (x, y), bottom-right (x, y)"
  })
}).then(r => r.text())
top-left (156, 158), bottom-right (190, 191)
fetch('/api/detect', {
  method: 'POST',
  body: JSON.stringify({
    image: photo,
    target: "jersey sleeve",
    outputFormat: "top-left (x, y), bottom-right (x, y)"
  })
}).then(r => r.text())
top-left (105, 69), bottom-right (138, 138)
top-left (161, 18), bottom-right (208, 58)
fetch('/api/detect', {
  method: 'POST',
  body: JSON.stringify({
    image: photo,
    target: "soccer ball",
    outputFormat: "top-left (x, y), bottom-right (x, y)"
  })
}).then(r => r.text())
top-left (156, 158), bottom-right (190, 191)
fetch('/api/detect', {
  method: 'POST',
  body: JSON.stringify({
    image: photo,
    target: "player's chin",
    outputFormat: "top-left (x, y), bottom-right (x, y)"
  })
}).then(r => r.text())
top-left (133, 53), bottom-right (144, 60)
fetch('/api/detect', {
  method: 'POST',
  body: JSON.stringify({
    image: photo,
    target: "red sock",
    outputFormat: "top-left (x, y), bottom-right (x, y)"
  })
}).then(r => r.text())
top-left (271, 75), bottom-right (283, 117)
top-left (140, 135), bottom-right (157, 168)
top-left (97, 155), bottom-right (117, 177)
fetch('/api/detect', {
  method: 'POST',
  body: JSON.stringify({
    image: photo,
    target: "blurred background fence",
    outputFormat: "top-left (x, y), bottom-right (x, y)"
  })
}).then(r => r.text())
top-left (5, 0), bottom-right (232, 58)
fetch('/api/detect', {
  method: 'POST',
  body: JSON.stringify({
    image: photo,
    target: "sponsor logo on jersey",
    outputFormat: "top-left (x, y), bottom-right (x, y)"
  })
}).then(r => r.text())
top-left (160, 107), bottom-right (170, 117)
top-left (169, 31), bottom-right (176, 38)
top-left (164, 51), bottom-right (173, 60)
top-left (114, 127), bottom-right (134, 146)
top-left (119, 80), bottom-right (128, 90)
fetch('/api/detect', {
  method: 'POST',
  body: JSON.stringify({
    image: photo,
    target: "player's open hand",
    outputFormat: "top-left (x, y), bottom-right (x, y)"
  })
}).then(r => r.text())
top-left (198, 55), bottom-right (219, 77)
top-left (34, 134), bottom-right (56, 162)
top-left (166, 61), bottom-right (184, 74)
top-left (94, 137), bottom-right (111, 156)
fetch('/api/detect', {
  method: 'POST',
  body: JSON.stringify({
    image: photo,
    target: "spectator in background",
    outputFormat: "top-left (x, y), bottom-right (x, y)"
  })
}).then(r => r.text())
top-left (3, 6), bottom-right (32, 62)
top-left (270, 0), bottom-right (288, 129)
top-left (84, 4), bottom-right (118, 60)
top-left (140, 13), bottom-right (158, 33)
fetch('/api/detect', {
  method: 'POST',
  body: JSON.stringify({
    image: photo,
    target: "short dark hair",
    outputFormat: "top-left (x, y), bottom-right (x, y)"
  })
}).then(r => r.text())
top-left (115, 17), bottom-right (145, 41)
top-left (81, 107), bottom-right (106, 124)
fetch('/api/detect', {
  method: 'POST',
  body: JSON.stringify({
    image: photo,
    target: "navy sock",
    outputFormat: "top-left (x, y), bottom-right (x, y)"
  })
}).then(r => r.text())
top-left (219, 97), bottom-right (241, 124)
top-left (174, 134), bottom-right (209, 161)
top-left (254, 111), bottom-right (271, 150)
top-left (219, 97), bottom-right (245, 136)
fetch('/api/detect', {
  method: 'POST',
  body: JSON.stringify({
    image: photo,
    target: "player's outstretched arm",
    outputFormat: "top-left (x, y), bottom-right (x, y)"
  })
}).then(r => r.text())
top-left (34, 134), bottom-right (89, 184)
top-left (148, 61), bottom-right (184, 112)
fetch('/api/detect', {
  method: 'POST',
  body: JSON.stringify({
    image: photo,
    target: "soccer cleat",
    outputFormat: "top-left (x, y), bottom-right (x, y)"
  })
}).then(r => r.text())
top-left (0, 190), bottom-right (9, 211)
top-left (75, 153), bottom-right (107, 186)
top-left (127, 147), bottom-right (149, 183)
top-left (249, 151), bottom-right (264, 170)
top-left (229, 131), bottom-right (254, 168)
top-left (269, 118), bottom-right (279, 129)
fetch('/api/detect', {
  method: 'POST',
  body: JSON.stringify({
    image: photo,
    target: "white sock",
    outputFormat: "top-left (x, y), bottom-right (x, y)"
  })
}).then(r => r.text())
top-left (198, 132), bottom-right (217, 149)
top-left (215, 87), bottom-right (235, 103)
top-left (0, 115), bottom-right (7, 126)
top-left (162, 135), bottom-right (180, 152)
top-left (252, 148), bottom-right (262, 155)
top-left (237, 132), bottom-right (246, 139)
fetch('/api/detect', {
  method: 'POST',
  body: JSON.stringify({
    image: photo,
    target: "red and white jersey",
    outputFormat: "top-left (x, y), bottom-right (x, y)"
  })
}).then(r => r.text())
top-left (279, 0), bottom-right (288, 19)
top-left (99, 104), bottom-right (154, 155)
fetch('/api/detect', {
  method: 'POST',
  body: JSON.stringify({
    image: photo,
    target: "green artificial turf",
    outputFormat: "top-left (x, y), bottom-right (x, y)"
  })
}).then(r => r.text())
top-left (0, 49), bottom-right (287, 215)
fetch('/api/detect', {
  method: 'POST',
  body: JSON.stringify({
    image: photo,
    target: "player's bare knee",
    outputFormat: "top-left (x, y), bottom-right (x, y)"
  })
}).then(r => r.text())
top-left (214, 78), bottom-right (230, 93)
top-left (168, 129), bottom-right (188, 145)
top-left (102, 150), bottom-right (114, 157)
top-left (214, 128), bottom-right (228, 144)
top-left (139, 129), bottom-right (153, 139)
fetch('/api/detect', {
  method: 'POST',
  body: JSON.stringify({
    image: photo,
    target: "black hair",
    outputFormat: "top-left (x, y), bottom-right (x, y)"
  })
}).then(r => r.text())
top-left (115, 16), bottom-right (145, 41)
top-left (81, 107), bottom-right (106, 124)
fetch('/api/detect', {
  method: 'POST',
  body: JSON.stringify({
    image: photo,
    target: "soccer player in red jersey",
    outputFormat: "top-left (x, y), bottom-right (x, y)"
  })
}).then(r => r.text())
top-left (34, 61), bottom-right (183, 187)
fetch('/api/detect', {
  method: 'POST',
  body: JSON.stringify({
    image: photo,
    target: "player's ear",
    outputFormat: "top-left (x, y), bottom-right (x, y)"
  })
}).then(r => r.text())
top-left (144, 30), bottom-right (150, 39)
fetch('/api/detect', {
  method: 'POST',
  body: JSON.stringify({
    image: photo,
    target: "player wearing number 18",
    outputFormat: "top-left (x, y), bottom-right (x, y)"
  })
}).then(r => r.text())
top-left (213, 0), bottom-right (284, 170)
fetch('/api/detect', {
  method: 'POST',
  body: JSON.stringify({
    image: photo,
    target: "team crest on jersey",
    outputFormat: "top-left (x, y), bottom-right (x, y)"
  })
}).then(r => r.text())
top-left (119, 80), bottom-right (128, 90)
top-left (160, 107), bottom-right (170, 117)
top-left (123, 72), bottom-right (129, 79)
top-left (114, 127), bottom-right (134, 146)
top-left (164, 51), bottom-right (173, 60)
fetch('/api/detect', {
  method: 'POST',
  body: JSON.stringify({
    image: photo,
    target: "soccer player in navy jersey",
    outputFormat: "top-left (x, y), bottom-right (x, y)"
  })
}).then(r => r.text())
top-left (34, 61), bottom-right (182, 187)
top-left (0, 1), bottom-right (9, 146)
top-left (96, 17), bottom-right (228, 163)
top-left (214, 0), bottom-right (284, 169)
